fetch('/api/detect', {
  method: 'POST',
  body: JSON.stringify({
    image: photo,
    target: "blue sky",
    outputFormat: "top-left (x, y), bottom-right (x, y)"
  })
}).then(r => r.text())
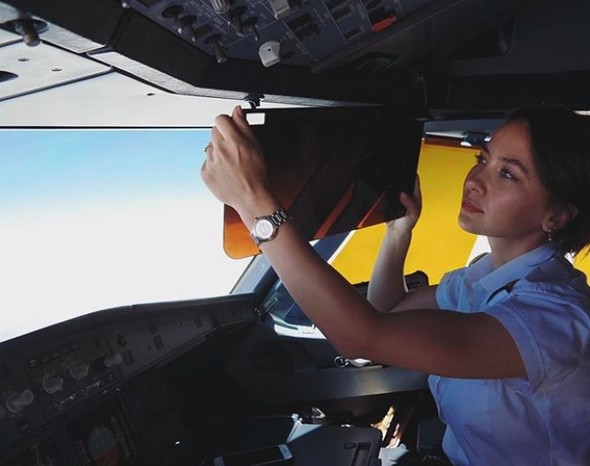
top-left (0, 129), bottom-right (251, 342)
top-left (0, 129), bottom-right (211, 216)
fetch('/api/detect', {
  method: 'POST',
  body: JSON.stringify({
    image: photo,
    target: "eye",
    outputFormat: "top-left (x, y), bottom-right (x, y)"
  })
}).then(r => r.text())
top-left (474, 153), bottom-right (486, 165)
top-left (500, 168), bottom-right (518, 181)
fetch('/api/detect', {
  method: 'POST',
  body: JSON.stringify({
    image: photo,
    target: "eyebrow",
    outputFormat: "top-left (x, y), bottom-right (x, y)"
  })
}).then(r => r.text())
top-left (481, 143), bottom-right (530, 177)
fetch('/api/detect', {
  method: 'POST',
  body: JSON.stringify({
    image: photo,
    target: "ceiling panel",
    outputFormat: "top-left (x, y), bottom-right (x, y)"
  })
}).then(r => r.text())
top-left (0, 39), bottom-right (110, 101)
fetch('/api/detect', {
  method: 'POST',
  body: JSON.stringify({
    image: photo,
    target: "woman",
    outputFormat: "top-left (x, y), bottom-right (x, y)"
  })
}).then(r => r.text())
top-left (201, 104), bottom-right (590, 465)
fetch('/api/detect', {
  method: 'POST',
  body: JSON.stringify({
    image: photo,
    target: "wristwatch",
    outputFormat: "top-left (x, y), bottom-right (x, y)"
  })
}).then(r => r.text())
top-left (250, 207), bottom-right (289, 246)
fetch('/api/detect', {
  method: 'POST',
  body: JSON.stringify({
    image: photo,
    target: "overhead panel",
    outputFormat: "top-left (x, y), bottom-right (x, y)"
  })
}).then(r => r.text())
top-left (0, 25), bottom-right (17, 45)
top-left (0, 30), bottom-right (111, 101)
top-left (125, 0), bottom-right (437, 68)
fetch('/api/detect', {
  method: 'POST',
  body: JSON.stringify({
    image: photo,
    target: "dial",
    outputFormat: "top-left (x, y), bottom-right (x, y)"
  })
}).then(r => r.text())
top-left (42, 374), bottom-right (64, 394)
top-left (3, 389), bottom-right (34, 415)
top-left (254, 218), bottom-right (274, 240)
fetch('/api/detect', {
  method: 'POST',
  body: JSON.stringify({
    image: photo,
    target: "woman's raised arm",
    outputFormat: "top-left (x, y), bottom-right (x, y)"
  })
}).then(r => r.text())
top-left (200, 106), bottom-right (525, 380)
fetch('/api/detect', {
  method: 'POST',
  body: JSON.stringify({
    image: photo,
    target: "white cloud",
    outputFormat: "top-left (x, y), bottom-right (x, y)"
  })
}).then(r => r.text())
top-left (0, 197), bottom-right (250, 342)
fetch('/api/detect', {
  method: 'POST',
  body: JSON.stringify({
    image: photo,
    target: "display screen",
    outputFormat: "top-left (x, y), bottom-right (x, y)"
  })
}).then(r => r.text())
top-left (223, 106), bottom-right (423, 258)
top-left (67, 396), bottom-right (140, 465)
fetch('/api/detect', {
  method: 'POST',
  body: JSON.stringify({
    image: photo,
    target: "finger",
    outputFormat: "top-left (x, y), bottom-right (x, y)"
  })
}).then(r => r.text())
top-left (231, 106), bottom-right (262, 151)
top-left (208, 127), bottom-right (225, 160)
top-left (413, 175), bottom-right (422, 201)
top-left (399, 177), bottom-right (420, 208)
top-left (200, 159), bottom-right (209, 185)
top-left (399, 191), bottom-right (413, 209)
top-left (203, 142), bottom-right (214, 160)
top-left (400, 191), bottom-right (420, 217)
top-left (231, 105), bottom-right (248, 129)
top-left (211, 126), bottom-right (223, 145)
top-left (214, 113), bottom-right (241, 141)
top-left (230, 106), bottom-right (252, 140)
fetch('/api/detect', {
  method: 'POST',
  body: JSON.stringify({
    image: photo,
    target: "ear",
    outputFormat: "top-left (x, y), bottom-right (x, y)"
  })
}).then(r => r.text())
top-left (543, 203), bottom-right (579, 233)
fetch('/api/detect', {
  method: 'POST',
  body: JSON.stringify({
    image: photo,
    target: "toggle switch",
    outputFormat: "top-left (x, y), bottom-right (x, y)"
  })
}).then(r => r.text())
top-left (243, 17), bottom-right (260, 41)
top-left (205, 34), bottom-right (228, 64)
top-left (162, 5), bottom-right (185, 33)
top-left (179, 15), bottom-right (198, 41)
top-left (229, 6), bottom-right (247, 37)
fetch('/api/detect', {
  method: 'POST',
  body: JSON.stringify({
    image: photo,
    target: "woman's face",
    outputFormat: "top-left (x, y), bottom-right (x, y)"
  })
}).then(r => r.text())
top-left (459, 121), bottom-right (554, 249)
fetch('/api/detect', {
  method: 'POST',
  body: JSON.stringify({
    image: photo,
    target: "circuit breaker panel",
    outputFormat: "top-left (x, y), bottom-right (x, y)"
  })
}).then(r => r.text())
top-left (127, 0), bottom-right (438, 68)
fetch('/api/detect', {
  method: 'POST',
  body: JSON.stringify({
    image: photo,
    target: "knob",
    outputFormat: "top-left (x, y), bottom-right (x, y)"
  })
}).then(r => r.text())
top-left (3, 389), bottom-right (34, 415)
top-left (205, 34), bottom-right (228, 64)
top-left (104, 353), bottom-right (123, 368)
top-left (210, 0), bottom-right (230, 14)
top-left (5, 18), bottom-right (48, 47)
top-left (68, 363), bottom-right (90, 381)
top-left (42, 374), bottom-right (64, 394)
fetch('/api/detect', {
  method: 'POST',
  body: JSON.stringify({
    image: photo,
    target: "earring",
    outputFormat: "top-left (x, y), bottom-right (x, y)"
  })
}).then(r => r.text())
top-left (547, 227), bottom-right (555, 242)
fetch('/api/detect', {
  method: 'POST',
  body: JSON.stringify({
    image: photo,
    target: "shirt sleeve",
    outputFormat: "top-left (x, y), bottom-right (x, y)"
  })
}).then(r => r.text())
top-left (488, 288), bottom-right (590, 393)
top-left (436, 269), bottom-right (462, 309)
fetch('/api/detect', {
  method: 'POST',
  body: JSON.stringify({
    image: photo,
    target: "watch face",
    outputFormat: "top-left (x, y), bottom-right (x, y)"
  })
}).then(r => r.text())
top-left (254, 218), bottom-right (274, 240)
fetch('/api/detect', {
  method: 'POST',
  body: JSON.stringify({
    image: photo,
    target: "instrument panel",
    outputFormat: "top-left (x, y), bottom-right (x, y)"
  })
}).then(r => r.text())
top-left (0, 296), bottom-right (256, 463)
top-left (127, 0), bottom-right (436, 68)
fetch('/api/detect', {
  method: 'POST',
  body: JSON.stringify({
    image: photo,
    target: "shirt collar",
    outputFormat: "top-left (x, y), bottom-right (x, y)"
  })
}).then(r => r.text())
top-left (467, 243), bottom-right (559, 299)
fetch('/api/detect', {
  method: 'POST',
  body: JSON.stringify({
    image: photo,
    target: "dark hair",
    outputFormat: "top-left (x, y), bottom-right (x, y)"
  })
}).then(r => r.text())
top-left (503, 104), bottom-right (590, 255)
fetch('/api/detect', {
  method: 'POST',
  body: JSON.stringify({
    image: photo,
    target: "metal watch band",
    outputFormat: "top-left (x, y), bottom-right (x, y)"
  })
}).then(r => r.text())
top-left (267, 207), bottom-right (289, 227)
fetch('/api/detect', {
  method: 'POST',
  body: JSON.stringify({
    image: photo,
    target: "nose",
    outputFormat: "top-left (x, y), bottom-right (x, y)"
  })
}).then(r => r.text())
top-left (464, 165), bottom-right (485, 194)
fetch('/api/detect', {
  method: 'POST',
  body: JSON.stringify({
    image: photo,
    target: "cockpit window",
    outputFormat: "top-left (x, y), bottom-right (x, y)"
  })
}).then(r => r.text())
top-left (0, 129), bottom-right (251, 342)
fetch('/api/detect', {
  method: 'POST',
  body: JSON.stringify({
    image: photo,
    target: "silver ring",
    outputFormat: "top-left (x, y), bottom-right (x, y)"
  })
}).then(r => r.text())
top-left (203, 141), bottom-right (213, 153)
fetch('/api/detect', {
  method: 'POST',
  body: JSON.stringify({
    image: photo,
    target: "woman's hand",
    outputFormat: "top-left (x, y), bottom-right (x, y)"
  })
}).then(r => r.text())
top-left (368, 176), bottom-right (424, 312)
top-left (386, 176), bottom-right (422, 237)
top-left (200, 106), bottom-right (277, 220)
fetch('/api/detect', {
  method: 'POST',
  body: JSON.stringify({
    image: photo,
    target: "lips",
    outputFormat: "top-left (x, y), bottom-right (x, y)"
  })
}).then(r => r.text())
top-left (461, 200), bottom-right (483, 213)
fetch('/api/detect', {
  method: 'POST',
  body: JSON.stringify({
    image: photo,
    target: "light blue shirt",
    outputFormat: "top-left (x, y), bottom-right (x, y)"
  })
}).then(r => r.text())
top-left (431, 243), bottom-right (590, 466)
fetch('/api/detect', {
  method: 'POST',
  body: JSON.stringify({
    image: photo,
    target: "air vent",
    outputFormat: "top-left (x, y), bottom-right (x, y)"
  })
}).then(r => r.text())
top-left (0, 71), bottom-right (18, 83)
